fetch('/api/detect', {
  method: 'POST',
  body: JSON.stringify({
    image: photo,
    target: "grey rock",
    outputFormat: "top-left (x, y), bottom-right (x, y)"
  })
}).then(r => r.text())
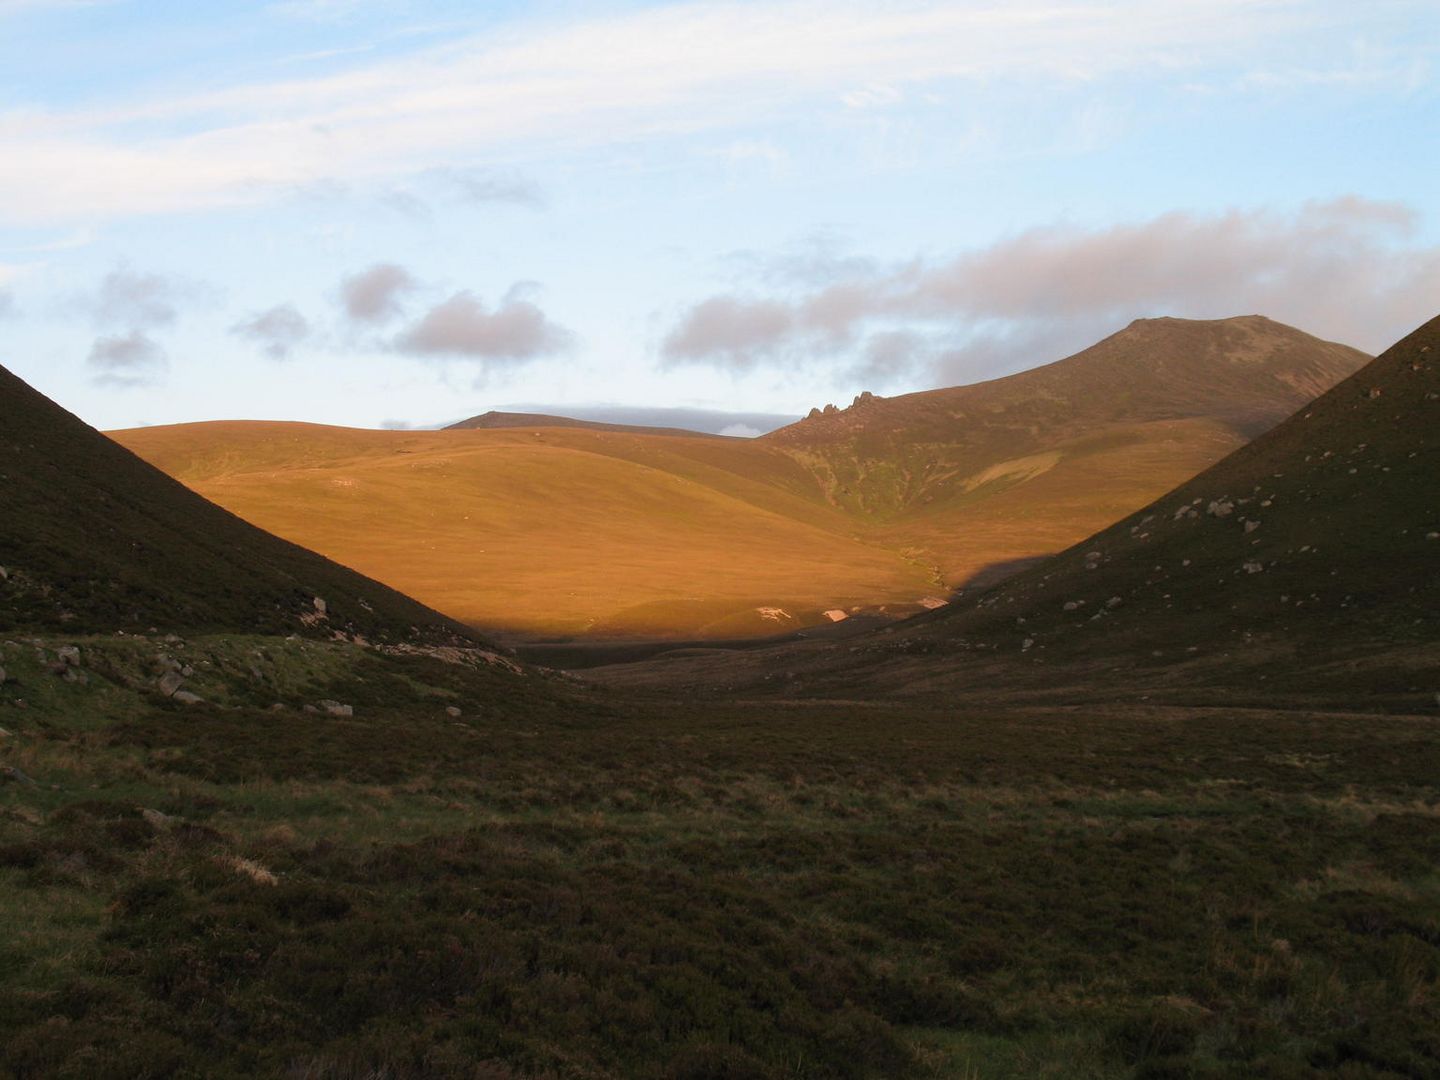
top-left (157, 671), bottom-right (184, 697)
top-left (1106, 596), bottom-right (1123, 608)
top-left (141, 808), bottom-right (174, 830)
top-left (445, 705), bottom-right (462, 718)
top-left (172, 690), bottom-right (204, 705)
top-left (1, 765), bottom-right (36, 785)
top-left (56, 646), bottom-right (81, 666)
top-left (318, 699), bottom-right (353, 717)
top-left (1208, 500), bottom-right (1235, 518)
top-left (313, 596), bottom-right (328, 616)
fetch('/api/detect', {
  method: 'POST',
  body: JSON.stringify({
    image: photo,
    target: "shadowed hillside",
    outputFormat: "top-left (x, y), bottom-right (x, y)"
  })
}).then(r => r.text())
top-left (0, 363), bottom-right (479, 643)
top-left (113, 317), bottom-right (1368, 641)
top-left (594, 315), bottom-right (1439, 705)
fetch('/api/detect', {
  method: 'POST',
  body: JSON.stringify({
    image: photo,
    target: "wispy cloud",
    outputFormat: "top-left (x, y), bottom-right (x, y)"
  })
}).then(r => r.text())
top-left (87, 329), bottom-right (167, 388)
top-left (2, 0), bottom-right (1426, 225)
top-left (662, 197), bottom-right (1440, 384)
top-left (231, 303), bottom-right (311, 360)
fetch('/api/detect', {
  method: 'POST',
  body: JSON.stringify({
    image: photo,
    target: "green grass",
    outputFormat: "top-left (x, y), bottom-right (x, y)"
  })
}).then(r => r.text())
top-left (3, 636), bottom-right (1439, 1078)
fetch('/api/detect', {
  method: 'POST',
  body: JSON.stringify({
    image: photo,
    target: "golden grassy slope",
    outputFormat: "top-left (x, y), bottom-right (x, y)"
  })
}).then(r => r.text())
top-left (113, 421), bottom-right (936, 639)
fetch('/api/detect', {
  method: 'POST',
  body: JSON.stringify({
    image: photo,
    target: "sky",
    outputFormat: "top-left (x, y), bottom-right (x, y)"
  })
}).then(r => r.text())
top-left (1, 0), bottom-right (1437, 433)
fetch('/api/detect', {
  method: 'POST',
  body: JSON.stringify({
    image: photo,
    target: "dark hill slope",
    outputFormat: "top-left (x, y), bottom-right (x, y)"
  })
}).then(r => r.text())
top-left (447, 410), bottom-right (718, 439)
top-left (592, 315), bottom-right (1437, 705)
top-left (905, 314), bottom-right (1439, 669)
top-left (0, 363), bottom-right (480, 642)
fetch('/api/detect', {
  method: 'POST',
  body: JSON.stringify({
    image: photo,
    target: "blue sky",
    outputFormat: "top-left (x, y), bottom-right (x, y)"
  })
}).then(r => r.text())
top-left (1, 0), bottom-right (1437, 432)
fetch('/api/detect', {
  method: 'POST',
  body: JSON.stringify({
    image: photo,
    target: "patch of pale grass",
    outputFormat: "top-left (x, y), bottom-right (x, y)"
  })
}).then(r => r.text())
top-left (218, 854), bottom-right (278, 886)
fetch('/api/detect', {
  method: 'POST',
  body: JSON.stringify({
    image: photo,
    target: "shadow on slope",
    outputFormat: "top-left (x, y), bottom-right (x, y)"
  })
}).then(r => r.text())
top-left (0, 364), bottom-right (479, 644)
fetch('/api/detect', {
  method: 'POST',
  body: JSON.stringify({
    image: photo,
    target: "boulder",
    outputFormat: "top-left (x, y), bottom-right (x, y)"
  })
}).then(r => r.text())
top-left (445, 705), bottom-right (462, 718)
top-left (56, 646), bottom-right (81, 666)
top-left (318, 699), bottom-right (353, 717)
top-left (172, 690), bottom-right (204, 705)
top-left (157, 671), bottom-right (184, 697)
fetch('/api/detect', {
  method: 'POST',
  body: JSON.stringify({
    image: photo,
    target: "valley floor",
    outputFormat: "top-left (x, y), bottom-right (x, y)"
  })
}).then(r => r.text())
top-left (2, 635), bottom-right (1438, 1078)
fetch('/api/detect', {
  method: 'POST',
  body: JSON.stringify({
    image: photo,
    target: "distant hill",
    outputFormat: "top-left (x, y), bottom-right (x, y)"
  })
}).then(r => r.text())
top-left (766, 315), bottom-right (1369, 589)
top-left (113, 316), bottom-right (1368, 641)
top-left (0, 363), bottom-right (480, 643)
top-left (593, 315), bottom-right (1438, 703)
top-left (447, 410), bottom-right (719, 439)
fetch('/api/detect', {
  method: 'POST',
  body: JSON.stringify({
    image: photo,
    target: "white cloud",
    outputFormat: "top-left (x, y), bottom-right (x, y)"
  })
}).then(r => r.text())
top-left (718, 422), bottom-right (763, 438)
top-left (2, 0), bottom-right (1425, 225)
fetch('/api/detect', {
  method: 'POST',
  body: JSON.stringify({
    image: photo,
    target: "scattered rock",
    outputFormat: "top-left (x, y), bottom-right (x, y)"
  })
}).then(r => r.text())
top-left (1243, 562), bottom-right (1265, 574)
top-left (56, 646), bottom-right (81, 666)
top-left (1063, 601), bottom-right (1081, 611)
top-left (1021, 638), bottom-right (1034, 651)
top-left (445, 706), bottom-right (462, 718)
top-left (172, 690), bottom-right (204, 705)
top-left (1428, 532), bottom-right (1439, 541)
top-left (157, 671), bottom-right (184, 697)
top-left (1085, 551), bottom-right (1102, 561)
top-left (1244, 520), bottom-right (1261, 533)
top-left (1106, 596), bottom-right (1123, 608)
top-left (313, 597), bottom-right (328, 616)
top-left (141, 808), bottom-right (174, 830)
top-left (1208, 500), bottom-right (1235, 518)
top-left (0, 566), bottom-right (7, 581)
top-left (318, 700), bottom-right (353, 717)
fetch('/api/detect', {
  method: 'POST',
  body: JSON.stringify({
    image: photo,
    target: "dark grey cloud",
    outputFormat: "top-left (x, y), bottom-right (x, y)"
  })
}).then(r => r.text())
top-left (340, 262), bottom-right (417, 323)
top-left (87, 330), bottom-right (167, 388)
top-left (395, 289), bottom-right (571, 363)
top-left (230, 303), bottom-right (310, 360)
top-left (662, 198), bottom-right (1440, 387)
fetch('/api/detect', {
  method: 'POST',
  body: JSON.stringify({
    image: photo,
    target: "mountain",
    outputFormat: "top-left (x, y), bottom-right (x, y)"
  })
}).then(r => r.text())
top-left (112, 316), bottom-right (1368, 641)
top-left (446, 410), bottom-right (720, 439)
top-left (765, 315), bottom-right (1369, 589)
top-left (0, 363), bottom-right (478, 642)
top-left (593, 314), bottom-right (1439, 704)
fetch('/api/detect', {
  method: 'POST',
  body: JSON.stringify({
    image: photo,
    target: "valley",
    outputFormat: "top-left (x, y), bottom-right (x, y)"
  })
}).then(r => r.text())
top-left (111, 316), bottom-right (1367, 643)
